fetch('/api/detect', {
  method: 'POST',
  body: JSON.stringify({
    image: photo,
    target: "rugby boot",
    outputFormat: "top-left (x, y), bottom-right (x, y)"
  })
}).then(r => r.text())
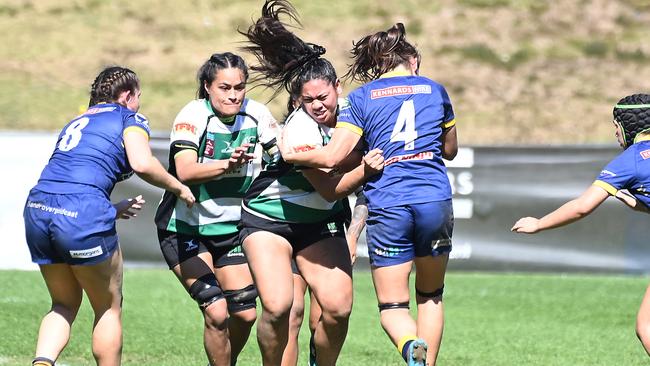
top-left (406, 339), bottom-right (428, 366)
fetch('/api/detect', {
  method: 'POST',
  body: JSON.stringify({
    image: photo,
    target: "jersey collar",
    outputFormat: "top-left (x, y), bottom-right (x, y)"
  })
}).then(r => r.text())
top-left (379, 70), bottom-right (413, 79)
top-left (635, 134), bottom-right (650, 143)
top-left (203, 99), bottom-right (236, 124)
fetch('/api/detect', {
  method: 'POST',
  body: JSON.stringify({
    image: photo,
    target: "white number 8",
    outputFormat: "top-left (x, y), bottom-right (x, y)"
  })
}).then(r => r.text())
top-left (390, 100), bottom-right (417, 150)
top-left (58, 117), bottom-right (90, 151)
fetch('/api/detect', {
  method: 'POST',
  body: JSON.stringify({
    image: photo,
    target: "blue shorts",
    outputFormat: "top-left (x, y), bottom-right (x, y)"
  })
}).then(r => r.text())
top-left (23, 188), bottom-right (118, 265)
top-left (366, 200), bottom-right (453, 267)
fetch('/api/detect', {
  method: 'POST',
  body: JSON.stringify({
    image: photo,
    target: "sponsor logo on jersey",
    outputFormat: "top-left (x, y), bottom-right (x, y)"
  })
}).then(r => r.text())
top-left (220, 140), bottom-right (235, 154)
top-left (184, 239), bottom-right (199, 251)
top-left (135, 113), bottom-right (149, 126)
top-left (326, 222), bottom-right (340, 235)
top-left (205, 138), bottom-right (215, 157)
top-left (370, 84), bottom-right (431, 99)
top-left (599, 169), bottom-right (617, 178)
top-left (70, 245), bottom-right (103, 259)
top-left (432, 238), bottom-right (451, 251)
top-left (384, 151), bottom-right (434, 166)
top-left (174, 122), bottom-right (197, 134)
top-left (373, 247), bottom-right (402, 257)
top-left (291, 144), bottom-right (318, 153)
top-left (26, 201), bottom-right (79, 218)
top-left (339, 97), bottom-right (351, 110)
top-left (85, 106), bottom-right (116, 115)
top-left (640, 149), bottom-right (650, 160)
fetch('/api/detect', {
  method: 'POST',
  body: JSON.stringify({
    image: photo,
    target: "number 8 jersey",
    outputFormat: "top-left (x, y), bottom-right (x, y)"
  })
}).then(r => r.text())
top-left (35, 103), bottom-right (151, 197)
top-left (337, 71), bottom-right (455, 209)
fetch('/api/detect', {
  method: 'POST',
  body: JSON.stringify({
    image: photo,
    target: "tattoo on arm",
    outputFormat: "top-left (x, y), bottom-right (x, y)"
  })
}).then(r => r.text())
top-left (347, 204), bottom-right (368, 241)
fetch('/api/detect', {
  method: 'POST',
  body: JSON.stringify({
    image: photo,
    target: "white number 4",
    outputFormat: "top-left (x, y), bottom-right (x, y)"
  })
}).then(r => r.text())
top-left (58, 117), bottom-right (89, 151)
top-left (390, 100), bottom-right (417, 150)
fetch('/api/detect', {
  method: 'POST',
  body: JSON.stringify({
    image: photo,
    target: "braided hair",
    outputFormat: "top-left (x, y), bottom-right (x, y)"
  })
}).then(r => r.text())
top-left (89, 66), bottom-right (139, 107)
top-left (196, 52), bottom-right (249, 100)
top-left (239, 0), bottom-right (337, 114)
top-left (345, 23), bottom-right (420, 84)
top-left (613, 94), bottom-right (650, 148)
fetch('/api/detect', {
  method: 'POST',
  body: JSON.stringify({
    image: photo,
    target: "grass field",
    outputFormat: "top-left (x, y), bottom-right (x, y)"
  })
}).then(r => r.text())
top-left (1, 269), bottom-right (648, 365)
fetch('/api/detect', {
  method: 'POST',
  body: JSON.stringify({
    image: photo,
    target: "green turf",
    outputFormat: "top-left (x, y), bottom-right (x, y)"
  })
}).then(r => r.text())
top-left (0, 269), bottom-right (648, 365)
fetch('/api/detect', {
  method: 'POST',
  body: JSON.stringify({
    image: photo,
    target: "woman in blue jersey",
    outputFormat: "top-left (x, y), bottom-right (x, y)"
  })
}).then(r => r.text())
top-left (238, 2), bottom-right (382, 365)
top-left (282, 23), bottom-right (458, 366)
top-left (23, 66), bottom-right (195, 366)
top-left (512, 94), bottom-right (650, 357)
top-left (154, 53), bottom-right (279, 366)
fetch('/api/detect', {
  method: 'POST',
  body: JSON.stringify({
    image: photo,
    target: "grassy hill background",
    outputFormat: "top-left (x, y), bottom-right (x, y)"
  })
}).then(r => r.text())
top-left (3, 0), bottom-right (650, 144)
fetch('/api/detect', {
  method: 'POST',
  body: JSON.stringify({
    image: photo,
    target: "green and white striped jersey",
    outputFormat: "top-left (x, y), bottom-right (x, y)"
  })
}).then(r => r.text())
top-left (242, 105), bottom-right (344, 223)
top-left (155, 98), bottom-right (279, 236)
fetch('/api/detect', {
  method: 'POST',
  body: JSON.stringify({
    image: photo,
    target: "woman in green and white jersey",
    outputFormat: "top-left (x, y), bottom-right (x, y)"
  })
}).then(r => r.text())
top-left (154, 52), bottom-right (279, 366)
top-left (239, 2), bottom-right (383, 365)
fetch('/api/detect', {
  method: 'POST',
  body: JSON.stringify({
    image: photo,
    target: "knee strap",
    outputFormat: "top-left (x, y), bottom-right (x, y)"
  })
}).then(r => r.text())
top-left (223, 284), bottom-right (258, 313)
top-left (188, 274), bottom-right (224, 310)
top-left (416, 285), bottom-right (444, 299)
top-left (378, 301), bottom-right (410, 312)
top-left (32, 357), bottom-right (55, 366)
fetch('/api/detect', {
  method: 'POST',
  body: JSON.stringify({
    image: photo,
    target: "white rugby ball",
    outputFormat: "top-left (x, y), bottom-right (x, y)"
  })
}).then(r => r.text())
top-left (283, 107), bottom-right (324, 153)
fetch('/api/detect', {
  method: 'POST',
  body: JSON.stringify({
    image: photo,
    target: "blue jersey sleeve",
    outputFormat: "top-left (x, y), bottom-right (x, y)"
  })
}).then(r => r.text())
top-left (124, 112), bottom-right (151, 138)
top-left (439, 85), bottom-right (455, 127)
top-left (593, 150), bottom-right (635, 195)
top-left (336, 91), bottom-right (364, 136)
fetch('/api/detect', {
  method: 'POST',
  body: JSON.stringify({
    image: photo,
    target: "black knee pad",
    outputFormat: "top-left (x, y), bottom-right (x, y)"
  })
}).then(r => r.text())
top-left (378, 301), bottom-right (410, 312)
top-left (223, 284), bottom-right (258, 313)
top-left (188, 274), bottom-right (224, 310)
top-left (416, 285), bottom-right (444, 299)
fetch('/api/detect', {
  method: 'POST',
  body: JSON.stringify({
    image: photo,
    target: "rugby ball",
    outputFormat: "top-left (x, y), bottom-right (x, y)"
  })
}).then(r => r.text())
top-left (283, 107), bottom-right (324, 153)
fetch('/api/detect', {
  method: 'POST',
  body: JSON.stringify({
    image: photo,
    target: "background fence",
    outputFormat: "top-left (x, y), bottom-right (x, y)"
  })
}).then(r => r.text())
top-left (5, 132), bottom-right (650, 272)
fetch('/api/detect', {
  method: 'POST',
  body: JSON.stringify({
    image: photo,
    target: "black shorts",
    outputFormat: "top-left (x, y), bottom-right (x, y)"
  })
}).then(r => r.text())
top-left (157, 229), bottom-right (247, 269)
top-left (239, 209), bottom-right (346, 254)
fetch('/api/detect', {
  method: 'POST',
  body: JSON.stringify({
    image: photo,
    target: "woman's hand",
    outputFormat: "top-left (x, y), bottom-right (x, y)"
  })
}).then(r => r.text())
top-left (176, 185), bottom-right (196, 208)
top-left (226, 143), bottom-right (255, 172)
top-left (511, 217), bottom-right (541, 234)
top-left (363, 148), bottom-right (384, 177)
top-left (114, 195), bottom-right (145, 219)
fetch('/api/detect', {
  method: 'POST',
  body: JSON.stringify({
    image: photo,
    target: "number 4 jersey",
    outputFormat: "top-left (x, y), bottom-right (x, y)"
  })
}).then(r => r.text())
top-left (337, 71), bottom-right (455, 209)
top-left (35, 103), bottom-right (151, 197)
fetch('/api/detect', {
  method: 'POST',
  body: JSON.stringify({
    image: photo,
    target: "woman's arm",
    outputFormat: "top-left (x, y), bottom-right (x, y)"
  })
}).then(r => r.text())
top-left (174, 143), bottom-right (254, 184)
top-left (511, 185), bottom-right (610, 234)
top-left (442, 125), bottom-right (458, 160)
top-left (282, 127), bottom-right (362, 169)
top-left (123, 130), bottom-right (195, 207)
top-left (300, 148), bottom-right (383, 202)
top-left (615, 189), bottom-right (650, 213)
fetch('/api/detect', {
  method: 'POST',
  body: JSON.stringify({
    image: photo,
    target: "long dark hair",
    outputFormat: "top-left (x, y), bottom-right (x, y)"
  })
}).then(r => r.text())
top-left (89, 66), bottom-right (139, 107)
top-left (239, 0), bottom-right (338, 114)
top-left (345, 23), bottom-right (420, 83)
top-left (196, 52), bottom-right (249, 99)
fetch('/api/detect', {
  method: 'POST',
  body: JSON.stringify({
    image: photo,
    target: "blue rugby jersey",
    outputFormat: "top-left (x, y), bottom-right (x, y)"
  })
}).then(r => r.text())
top-left (337, 71), bottom-right (455, 209)
top-left (594, 138), bottom-right (650, 208)
top-left (35, 103), bottom-right (150, 197)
